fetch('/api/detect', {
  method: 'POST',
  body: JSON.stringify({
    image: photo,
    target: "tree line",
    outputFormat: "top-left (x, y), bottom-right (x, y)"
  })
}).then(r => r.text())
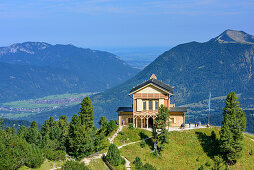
top-left (0, 97), bottom-right (118, 169)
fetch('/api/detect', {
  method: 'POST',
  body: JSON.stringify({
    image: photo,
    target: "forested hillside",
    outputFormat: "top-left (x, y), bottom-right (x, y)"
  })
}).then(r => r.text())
top-left (0, 42), bottom-right (138, 102)
top-left (89, 30), bottom-right (254, 130)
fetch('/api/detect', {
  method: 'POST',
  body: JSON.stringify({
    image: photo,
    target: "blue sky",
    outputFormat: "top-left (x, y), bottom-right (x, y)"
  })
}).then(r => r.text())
top-left (0, 0), bottom-right (253, 48)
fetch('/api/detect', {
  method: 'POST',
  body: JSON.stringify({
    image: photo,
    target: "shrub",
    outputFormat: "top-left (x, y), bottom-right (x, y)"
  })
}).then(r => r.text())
top-left (213, 156), bottom-right (223, 170)
top-left (249, 149), bottom-right (253, 155)
top-left (25, 144), bottom-right (45, 168)
top-left (44, 148), bottom-right (66, 161)
top-left (196, 157), bottom-right (200, 162)
top-left (106, 144), bottom-right (124, 166)
top-left (128, 123), bottom-right (134, 130)
top-left (107, 120), bottom-right (117, 134)
top-left (205, 161), bottom-right (211, 167)
top-left (133, 156), bottom-right (143, 169)
top-left (140, 139), bottom-right (146, 148)
top-left (198, 165), bottom-right (204, 170)
top-left (141, 163), bottom-right (156, 170)
top-left (211, 130), bottom-right (217, 141)
top-left (119, 131), bottom-right (124, 135)
top-left (61, 160), bottom-right (88, 170)
top-left (115, 120), bottom-right (119, 125)
top-left (151, 149), bottom-right (159, 157)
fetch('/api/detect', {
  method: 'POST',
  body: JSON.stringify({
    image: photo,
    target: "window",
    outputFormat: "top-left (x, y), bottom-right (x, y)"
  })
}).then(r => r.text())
top-left (128, 118), bottom-right (133, 123)
top-left (155, 101), bottom-right (159, 110)
top-left (149, 100), bottom-right (153, 110)
top-left (143, 101), bottom-right (146, 110)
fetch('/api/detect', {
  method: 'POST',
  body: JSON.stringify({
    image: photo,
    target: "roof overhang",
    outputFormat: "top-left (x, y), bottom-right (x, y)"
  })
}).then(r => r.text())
top-left (129, 83), bottom-right (172, 95)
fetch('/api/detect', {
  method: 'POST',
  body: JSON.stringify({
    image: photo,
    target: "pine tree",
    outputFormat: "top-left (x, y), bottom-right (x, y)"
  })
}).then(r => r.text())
top-left (67, 114), bottom-right (96, 158)
top-left (67, 114), bottom-right (82, 157)
top-left (154, 105), bottom-right (170, 152)
top-left (25, 121), bottom-right (42, 146)
top-left (79, 97), bottom-right (94, 129)
top-left (106, 144), bottom-right (124, 166)
top-left (133, 156), bottom-right (143, 169)
top-left (220, 92), bottom-right (246, 165)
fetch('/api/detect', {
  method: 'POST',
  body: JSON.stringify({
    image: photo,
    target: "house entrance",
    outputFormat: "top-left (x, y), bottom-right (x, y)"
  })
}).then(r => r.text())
top-left (148, 117), bottom-right (153, 128)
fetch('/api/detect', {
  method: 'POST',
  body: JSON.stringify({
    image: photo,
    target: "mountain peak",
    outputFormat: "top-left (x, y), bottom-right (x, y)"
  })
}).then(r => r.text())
top-left (0, 42), bottom-right (52, 55)
top-left (213, 29), bottom-right (254, 44)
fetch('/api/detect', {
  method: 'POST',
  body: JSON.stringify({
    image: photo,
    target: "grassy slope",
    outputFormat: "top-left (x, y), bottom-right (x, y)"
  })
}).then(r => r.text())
top-left (19, 160), bottom-right (63, 170)
top-left (114, 126), bottom-right (152, 147)
top-left (88, 159), bottom-right (109, 170)
top-left (119, 127), bottom-right (254, 170)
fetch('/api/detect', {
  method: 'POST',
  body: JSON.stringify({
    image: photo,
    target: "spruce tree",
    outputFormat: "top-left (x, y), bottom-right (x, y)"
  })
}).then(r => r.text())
top-left (67, 114), bottom-right (82, 157)
top-left (133, 156), bottom-right (143, 169)
top-left (220, 92), bottom-right (246, 165)
top-left (106, 144), bottom-right (124, 166)
top-left (154, 105), bottom-right (170, 152)
top-left (79, 97), bottom-right (94, 129)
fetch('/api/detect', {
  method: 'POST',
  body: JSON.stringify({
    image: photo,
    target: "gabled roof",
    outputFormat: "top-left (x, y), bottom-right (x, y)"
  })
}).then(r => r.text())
top-left (129, 78), bottom-right (174, 95)
top-left (116, 107), bottom-right (133, 112)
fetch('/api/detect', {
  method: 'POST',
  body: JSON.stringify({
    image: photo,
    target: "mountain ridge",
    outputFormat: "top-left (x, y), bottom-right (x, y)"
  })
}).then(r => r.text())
top-left (0, 42), bottom-right (139, 102)
top-left (211, 29), bottom-right (254, 44)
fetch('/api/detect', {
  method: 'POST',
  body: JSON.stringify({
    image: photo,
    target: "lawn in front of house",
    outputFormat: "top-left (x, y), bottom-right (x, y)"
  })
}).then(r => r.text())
top-left (119, 127), bottom-right (254, 170)
top-left (114, 126), bottom-right (152, 147)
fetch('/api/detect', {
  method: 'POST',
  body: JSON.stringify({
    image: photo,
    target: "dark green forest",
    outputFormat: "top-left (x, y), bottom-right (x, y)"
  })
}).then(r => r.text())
top-left (0, 97), bottom-right (117, 169)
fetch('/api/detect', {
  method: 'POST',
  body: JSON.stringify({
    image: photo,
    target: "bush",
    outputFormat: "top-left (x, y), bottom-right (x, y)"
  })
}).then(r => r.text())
top-left (61, 160), bottom-right (88, 170)
top-left (198, 165), bottom-right (204, 170)
top-left (115, 120), bottom-right (119, 125)
top-left (128, 123), bottom-right (134, 130)
top-left (211, 130), bottom-right (217, 141)
top-left (0, 131), bottom-right (44, 170)
top-left (44, 148), bottom-right (66, 161)
top-left (106, 144), bottom-right (124, 166)
top-left (141, 163), bottom-right (156, 170)
top-left (140, 139), bottom-right (146, 148)
top-left (133, 156), bottom-right (143, 169)
top-left (151, 149), bottom-right (159, 157)
top-left (213, 156), bottom-right (223, 170)
top-left (205, 161), bottom-right (211, 167)
top-left (25, 144), bottom-right (45, 168)
top-left (249, 149), bottom-right (253, 155)
top-left (107, 120), bottom-right (117, 135)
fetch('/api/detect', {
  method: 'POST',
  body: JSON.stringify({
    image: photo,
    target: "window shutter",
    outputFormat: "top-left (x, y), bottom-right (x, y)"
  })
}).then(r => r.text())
top-left (159, 99), bottom-right (164, 107)
top-left (137, 99), bottom-right (142, 111)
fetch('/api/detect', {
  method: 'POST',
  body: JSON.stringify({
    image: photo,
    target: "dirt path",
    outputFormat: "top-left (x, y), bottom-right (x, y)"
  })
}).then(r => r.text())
top-left (122, 156), bottom-right (131, 170)
top-left (81, 125), bottom-right (123, 165)
top-left (50, 164), bottom-right (61, 170)
top-left (118, 137), bottom-right (152, 149)
top-left (109, 125), bottom-right (123, 144)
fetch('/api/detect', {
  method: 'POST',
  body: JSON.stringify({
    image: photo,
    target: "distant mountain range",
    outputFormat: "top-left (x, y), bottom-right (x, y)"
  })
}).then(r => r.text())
top-left (0, 42), bottom-right (139, 102)
top-left (89, 29), bottom-right (254, 117)
top-left (1, 30), bottom-right (253, 133)
top-left (37, 29), bottom-right (254, 131)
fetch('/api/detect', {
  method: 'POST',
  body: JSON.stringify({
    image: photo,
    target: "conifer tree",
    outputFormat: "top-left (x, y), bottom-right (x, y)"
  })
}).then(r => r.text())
top-left (154, 105), bottom-right (170, 152)
top-left (79, 97), bottom-right (94, 129)
top-left (133, 156), bottom-right (143, 169)
top-left (220, 92), bottom-right (246, 165)
top-left (106, 144), bottom-right (124, 166)
top-left (67, 114), bottom-right (82, 157)
top-left (26, 121), bottom-right (42, 146)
